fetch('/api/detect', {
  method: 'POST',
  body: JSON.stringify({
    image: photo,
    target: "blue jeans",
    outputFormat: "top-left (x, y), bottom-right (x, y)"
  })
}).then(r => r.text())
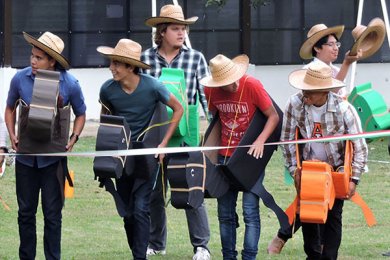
top-left (217, 156), bottom-right (261, 260)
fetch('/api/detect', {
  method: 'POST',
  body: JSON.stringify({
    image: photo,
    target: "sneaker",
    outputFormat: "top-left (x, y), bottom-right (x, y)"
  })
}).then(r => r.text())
top-left (193, 247), bottom-right (211, 260)
top-left (267, 236), bottom-right (286, 255)
top-left (146, 247), bottom-right (166, 256)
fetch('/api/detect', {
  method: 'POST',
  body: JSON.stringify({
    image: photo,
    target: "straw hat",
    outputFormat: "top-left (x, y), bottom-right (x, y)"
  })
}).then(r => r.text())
top-left (145, 4), bottom-right (198, 27)
top-left (23, 31), bottom-right (70, 70)
top-left (200, 54), bottom-right (249, 87)
top-left (289, 61), bottom-right (345, 91)
top-left (349, 17), bottom-right (386, 60)
top-left (96, 39), bottom-right (150, 69)
top-left (299, 24), bottom-right (345, 60)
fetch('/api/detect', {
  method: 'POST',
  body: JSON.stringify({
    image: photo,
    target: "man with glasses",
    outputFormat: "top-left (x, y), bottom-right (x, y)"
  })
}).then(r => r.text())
top-left (267, 24), bottom-right (362, 255)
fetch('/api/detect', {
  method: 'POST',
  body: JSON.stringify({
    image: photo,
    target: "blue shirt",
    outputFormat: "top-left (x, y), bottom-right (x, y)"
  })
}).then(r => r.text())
top-left (6, 67), bottom-right (86, 168)
top-left (99, 73), bottom-right (170, 141)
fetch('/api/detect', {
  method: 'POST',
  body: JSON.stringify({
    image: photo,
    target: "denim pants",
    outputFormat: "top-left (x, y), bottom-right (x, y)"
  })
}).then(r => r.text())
top-left (16, 160), bottom-right (63, 260)
top-left (217, 155), bottom-right (261, 260)
top-left (116, 173), bottom-right (154, 260)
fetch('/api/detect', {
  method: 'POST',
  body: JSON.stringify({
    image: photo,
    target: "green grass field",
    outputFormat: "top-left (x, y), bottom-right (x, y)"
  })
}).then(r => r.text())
top-left (0, 137), bottom-right (389, 259)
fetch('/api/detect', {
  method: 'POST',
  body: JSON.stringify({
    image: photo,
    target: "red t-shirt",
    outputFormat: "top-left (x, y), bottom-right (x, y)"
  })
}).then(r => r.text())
top-left (204, 74), bottom-right (272, 157)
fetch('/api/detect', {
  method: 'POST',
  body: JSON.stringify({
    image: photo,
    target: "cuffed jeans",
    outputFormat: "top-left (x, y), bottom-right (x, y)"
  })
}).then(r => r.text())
top-left (149, 161), bottom-right (210, 252)
top-left (16, 160), bottom-right (63, 260)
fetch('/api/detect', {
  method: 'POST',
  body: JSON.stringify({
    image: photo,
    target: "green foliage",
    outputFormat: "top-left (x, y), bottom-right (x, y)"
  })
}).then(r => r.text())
top-left (0, 136), bottom-right (389, 259)
top-left (205, 0), bottom-right (271, 9)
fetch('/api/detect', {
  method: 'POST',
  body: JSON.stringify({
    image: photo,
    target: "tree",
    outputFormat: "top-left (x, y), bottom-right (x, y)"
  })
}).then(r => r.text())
top-left (205, 0), bottom-right (271, 8)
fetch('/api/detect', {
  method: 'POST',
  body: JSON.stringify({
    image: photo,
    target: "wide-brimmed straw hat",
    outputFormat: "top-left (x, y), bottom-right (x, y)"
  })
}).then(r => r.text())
top-left (349, 17), bottom-right (386, 60)
top-left (23, 31), bottom-right (70, 70)
top-left (200, 54), bottom-right (249, 87)
top-left (145, 4), bottom-right (198, 27)
top-left (96, 39), bottom-right (150, 69)
top-left (299, 24), bottom-right (345, 60)
top-left (289, 61), bottom-right (345, 91)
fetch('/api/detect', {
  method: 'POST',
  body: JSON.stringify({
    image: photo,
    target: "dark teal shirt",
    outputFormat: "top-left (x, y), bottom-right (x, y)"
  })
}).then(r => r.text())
top-left (99, 73), bottom-right (170, 141)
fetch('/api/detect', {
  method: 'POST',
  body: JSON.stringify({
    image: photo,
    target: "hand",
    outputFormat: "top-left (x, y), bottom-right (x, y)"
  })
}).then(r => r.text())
top-left (346, 181), bottom-right (357, 199)
top-left (293, 168), bottom-right (302, 195)
top-left (10, 135), bottom-right (18, 151)
top-left (247, 139), bottom-right (264, 159)
top-left (155, 142), bottom-right (167, 163)
top-left (345, 48), bottom-right (362, 64)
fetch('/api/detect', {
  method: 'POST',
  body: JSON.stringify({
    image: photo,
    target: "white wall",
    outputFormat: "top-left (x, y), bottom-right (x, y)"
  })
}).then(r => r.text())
top-left (1, 63), bottom-right (389, 120)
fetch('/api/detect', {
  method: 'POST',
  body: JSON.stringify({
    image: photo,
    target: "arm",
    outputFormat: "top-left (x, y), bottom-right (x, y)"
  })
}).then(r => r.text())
top-left (66, 114), bottom-right (86, 152)
top-left (4, 106), bottom-right (18, 151)
top-left (157, 94), bottom-right (184, 161)
top-left (335, 49), bottom-right (362, 81)
top-left (247, 104), bottom-right (279, 159)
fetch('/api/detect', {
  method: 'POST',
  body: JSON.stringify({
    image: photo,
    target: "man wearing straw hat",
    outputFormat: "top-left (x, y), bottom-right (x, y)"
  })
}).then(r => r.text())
top-left (141, 4), bottom-right (211, 259)
top-left (200, 54), bottom-right (279, 260)
top-left (278, 61), bottom-right (367, 259)
top-left (97, 38), bottom-right (183, 260)
top-left (268, 23), bottom-right (363, 254)
top-left (4, 31), bottom-right (86, 259)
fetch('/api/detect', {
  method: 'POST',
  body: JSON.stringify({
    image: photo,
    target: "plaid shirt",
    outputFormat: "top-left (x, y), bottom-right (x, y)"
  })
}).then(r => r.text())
top-left (281, 92), bottom-right (368, 178)
top-left (141, 45), bottom-right (210, 115)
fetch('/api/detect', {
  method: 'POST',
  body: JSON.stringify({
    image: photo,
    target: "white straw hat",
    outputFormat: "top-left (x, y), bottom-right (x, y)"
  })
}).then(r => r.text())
top-left (97, 39), bottom-right (150, 69)
top-left (200, 54), bottom-right (249, 87)
top-left (23, 31), bottom-right (70, 70)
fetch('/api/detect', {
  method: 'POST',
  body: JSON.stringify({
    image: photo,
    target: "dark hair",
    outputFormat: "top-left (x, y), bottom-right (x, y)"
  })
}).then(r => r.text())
top-left (153, 23), bottom-right (189, 46)
top-left (125, 63), bottom-right (139, 74)
top-left (311, 33), bottom-right (339, 57)
top-left (154, 23), bottom-right (169, 46)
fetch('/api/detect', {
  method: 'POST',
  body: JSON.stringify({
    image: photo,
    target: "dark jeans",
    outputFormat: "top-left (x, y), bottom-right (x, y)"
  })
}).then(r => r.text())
top-left (116, 173), bottom-right (154, 260)
top-left (302, 199), bottom-right (344, 260)
top-left (16, 160), bottom-right (64, 260)
top-left (149, 159), bottom-right (210, 252)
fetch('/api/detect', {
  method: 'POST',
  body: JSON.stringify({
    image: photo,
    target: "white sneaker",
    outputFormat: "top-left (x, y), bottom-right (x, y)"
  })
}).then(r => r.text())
top-left (192, 247), bottom-right (211, 260)
top-left (146, 247), bottom-right (166, 256)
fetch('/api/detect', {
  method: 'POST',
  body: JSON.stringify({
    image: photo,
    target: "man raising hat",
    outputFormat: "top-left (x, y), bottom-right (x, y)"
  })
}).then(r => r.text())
top-left (268, 23), bottom-right (364, 254)
top-left (278, 61), bottom-right (367, 259)
top-left (4, 31), bottom-right (86, 259)
top-left (201, 54), bottom-right (279, 260)
top-left (97, 38), bottom-right (183, 260)
top-left (141, 4), bottom-right (211, 259)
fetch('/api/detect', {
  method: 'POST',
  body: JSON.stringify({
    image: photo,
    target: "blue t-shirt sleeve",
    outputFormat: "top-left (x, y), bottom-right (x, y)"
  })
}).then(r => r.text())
top-left (69, 78), bottom-right (86, 116)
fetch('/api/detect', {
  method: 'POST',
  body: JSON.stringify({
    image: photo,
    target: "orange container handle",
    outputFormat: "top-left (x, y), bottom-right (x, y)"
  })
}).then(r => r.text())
top-left (65, 170), bottom-right (74, 199)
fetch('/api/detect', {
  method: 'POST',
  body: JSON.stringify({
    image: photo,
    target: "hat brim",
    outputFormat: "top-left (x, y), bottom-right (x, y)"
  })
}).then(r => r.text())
top-left (145, 16), bottom-right (198, 27)
top-left (97, 46), bottom-right (151, 69)
top-left (200, 55), bottom-right (249, 87)
top-left (299, 25), bottom-right (345, 60)
top-left (288, 69), bottom-right (345, 91)
top-left (349, 18), bottom-right (386, 60)
top-left (23, 32), bottom-right (70, 70)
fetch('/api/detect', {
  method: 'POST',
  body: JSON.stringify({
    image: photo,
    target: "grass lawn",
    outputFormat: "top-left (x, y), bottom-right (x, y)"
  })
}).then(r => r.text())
top-left (0, 136), bottom-right (389, 259)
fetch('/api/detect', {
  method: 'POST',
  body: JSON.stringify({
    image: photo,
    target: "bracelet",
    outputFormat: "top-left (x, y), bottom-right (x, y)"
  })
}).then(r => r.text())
top-left (70, 133), bottom-right (79, 143)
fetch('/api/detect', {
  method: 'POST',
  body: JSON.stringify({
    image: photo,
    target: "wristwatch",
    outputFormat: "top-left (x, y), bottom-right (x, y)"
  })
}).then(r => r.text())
top-left (350, 177), bottom-right (360, 185)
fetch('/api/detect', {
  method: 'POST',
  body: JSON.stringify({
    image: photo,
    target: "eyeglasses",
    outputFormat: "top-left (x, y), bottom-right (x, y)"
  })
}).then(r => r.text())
top-left (322, 42), bottom-right (341, 48)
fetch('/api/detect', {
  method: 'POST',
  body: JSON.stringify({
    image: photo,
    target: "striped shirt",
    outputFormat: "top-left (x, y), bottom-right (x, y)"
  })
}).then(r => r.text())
top-left (281, 91), bottom-right (368, 178)
top-left (141, 45), bottom-right (210, 115)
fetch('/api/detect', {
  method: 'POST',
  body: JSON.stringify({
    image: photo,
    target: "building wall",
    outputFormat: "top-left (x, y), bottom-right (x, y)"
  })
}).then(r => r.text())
top-left (1, 63), bottom-right (389, 120)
